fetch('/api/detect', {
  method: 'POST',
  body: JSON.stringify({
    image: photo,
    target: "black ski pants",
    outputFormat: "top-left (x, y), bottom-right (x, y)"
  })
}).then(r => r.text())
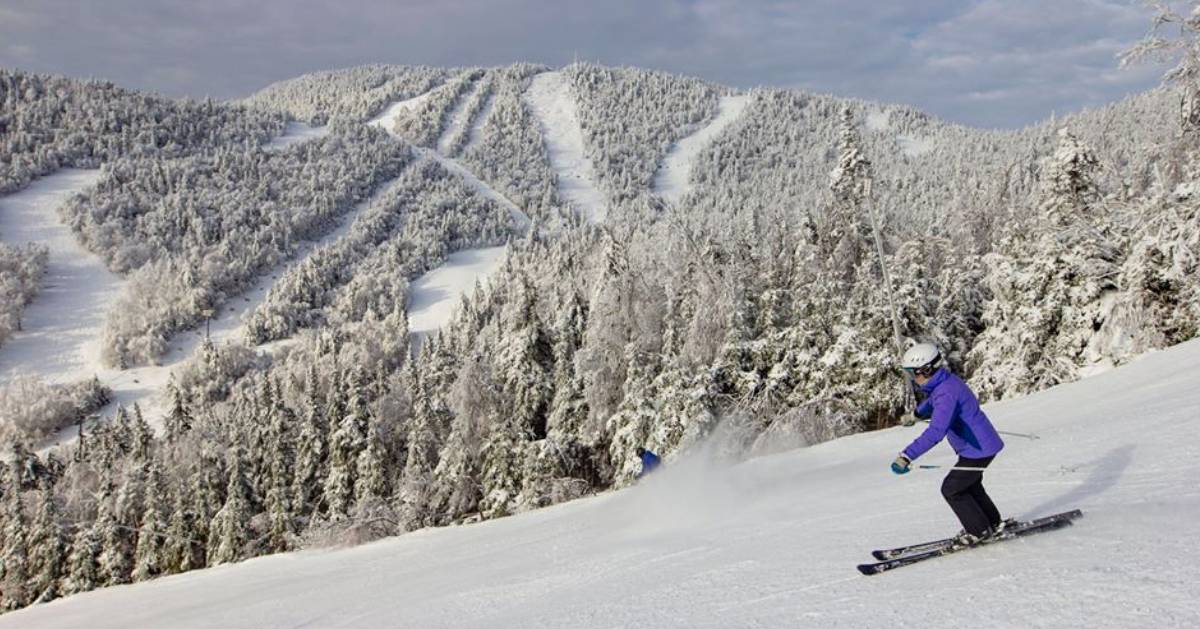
top-left (941, 455), bottom-right (1002, 536)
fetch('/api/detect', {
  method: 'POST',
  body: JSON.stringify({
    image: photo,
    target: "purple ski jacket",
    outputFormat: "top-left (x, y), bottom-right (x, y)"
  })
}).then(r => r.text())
top-left (903, 368), bottom-right (1004, 461)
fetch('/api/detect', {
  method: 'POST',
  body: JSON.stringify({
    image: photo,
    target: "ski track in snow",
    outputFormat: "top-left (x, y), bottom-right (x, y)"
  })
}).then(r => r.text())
top-left (9, 338), bottom-right (1200, 628)
top-left (652, 94), bottom-right (749, 205)
top-left (524, 71), bottom-right (607, 223)
top-left (0, 170), bottom-right (112, 382)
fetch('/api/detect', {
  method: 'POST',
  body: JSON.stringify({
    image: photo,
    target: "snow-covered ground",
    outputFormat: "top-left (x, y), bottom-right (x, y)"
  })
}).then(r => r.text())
top-left (264, 121), bottom-right (330, 151)
top-left (653, 94), bottom-right (750, 204)
top-left (0, 169), bottom-right (111, 383)
top-left (406, 246), bottom-right (507, 352)
top-left (524, 71), bottom-right (607, 223)
top-left (10, 338), bottom-right (1199, 628)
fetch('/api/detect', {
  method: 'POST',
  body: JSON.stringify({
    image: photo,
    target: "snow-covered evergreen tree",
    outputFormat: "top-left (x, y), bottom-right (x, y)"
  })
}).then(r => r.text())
top-left (132, 460), bottom-right (166, 582)
top-left (28, 489), bottom-right (65, 603)
top-left (207, 450), bottom-right (251, 566)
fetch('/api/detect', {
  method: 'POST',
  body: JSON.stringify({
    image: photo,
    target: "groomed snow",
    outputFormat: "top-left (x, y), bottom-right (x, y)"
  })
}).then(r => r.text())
top-left (653, 94), bottom-right (750, 205)
top-left (9, 338), bottom-right (1200, 628)
top-left (0, 169), bottom-right (112, 383)
top-left (524, 70), bottom-right (607, 223)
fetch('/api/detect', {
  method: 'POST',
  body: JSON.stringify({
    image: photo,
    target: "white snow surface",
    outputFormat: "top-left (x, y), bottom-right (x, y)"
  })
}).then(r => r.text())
top-left (0, 170), bottom-right (112, 383)
top-left (10, 338), bottom-right (1200, 628)
top-left (264, 121), bottom-right (330, 151)
top-left (406, 245), bottom-right (507, 352)
top-left (524, 71), bottom-right (607, 223)
top-left (653, 94), bottom-right (750, 204)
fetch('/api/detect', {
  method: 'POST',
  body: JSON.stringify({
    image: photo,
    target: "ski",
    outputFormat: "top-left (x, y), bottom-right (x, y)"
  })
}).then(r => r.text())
top-left (870, 509), bottom-right (1082, 561)
top-left (858, 509), bottom-right (1083, 575)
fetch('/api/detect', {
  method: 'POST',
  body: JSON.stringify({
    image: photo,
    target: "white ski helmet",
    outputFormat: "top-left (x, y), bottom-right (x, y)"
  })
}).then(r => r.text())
top-left (900, 342), bottom-right (941, 371)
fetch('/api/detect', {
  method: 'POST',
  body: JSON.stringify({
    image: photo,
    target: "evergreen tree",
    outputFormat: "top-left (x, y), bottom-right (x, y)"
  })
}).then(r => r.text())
top-left (133, 460), bottom-right (166, 581)
top-left (163, 377), bottom-right (193, 443)
top-left (96, 491), bottom-right (131, 586)
top-left (292, 373), bottom-right (327, 517)
top-left (28, 489), bottom-right (65, 604)
top-left (478, 413), bottom-right (526, 518)
top-left (323, 371), bottom-right (369, 520)
top-left (207, 450), bottom-right (250, 566)
top-left (63, 523), bottom-right (101, 595)
top-left (1, 486), bottom-right (30, 611)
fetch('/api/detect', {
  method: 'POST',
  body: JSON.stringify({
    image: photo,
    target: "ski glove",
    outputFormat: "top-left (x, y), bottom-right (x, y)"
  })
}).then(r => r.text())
top-left (901, 414), bottom-right (918, 427)
top-left (891, 454), bottom-right (912, 475)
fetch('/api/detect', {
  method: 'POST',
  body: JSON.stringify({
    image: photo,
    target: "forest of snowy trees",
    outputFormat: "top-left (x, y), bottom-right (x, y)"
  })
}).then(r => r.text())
top-left (240, 65), bottom-right (451, 125)
top-left (3, 3), bottom-right (1200, 615)
top-left (0, 69), bottom-right (287, 195)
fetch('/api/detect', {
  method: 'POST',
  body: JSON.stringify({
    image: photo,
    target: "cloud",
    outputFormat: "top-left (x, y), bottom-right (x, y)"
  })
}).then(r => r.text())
top-left (0, 0), bottom-right (1166, 128)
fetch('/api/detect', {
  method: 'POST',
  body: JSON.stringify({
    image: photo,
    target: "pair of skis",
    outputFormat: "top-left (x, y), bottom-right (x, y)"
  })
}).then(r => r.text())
top-left (857, 509), bottom-right (1083, 575)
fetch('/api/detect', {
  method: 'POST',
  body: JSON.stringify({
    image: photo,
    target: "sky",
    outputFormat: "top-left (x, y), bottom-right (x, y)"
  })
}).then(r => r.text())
top-left (0, 0), bottom-right (1169, 129)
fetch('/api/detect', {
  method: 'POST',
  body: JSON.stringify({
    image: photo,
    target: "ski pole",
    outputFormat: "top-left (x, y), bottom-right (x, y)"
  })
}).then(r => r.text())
top-left (910, 418), bottom-right (1039, 440)
top-left (916, 464), bottom-right (1082, 474)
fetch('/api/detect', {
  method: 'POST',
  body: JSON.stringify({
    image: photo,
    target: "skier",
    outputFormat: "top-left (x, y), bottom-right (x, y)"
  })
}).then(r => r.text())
top-left (635, 447), bottom-right (661, 479)
top-left (890, 343), bottom-right (1007, 546)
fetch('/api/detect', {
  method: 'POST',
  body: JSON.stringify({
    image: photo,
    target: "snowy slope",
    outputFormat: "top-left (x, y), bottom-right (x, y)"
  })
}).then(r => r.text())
top-left (653, 94), bottom-right (750, 204)
top-left (0, 170), bottom-right (111, 382)
top-left (406, 246), bottom-right (507, 352)
top-left (524, 71), bottom-right (607, 223)
top-left (9, 339), bottom-right (1199, 628)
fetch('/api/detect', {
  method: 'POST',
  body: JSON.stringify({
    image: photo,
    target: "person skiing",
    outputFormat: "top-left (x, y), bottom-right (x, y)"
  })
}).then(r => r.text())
top-left (635, 447), bottom-right (661, 479)
top-left (890, 342), bottom-right (1007, 546)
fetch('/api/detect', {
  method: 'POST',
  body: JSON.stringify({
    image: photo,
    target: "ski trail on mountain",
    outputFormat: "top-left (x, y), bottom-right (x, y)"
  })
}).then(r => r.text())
top-left (653, 94), bottom-right (750, 204)
top-left (9, 338), bottom-right (1200, 628)
top-left (0, 169), bottom-right (112, 382)
top-left (438, 77), bottom-right (485, 156)
top-left (21, 168), bottom-right (417, 451)
top-left (369, 93), bottom-right (527, 351)
top-left (367, 86), bottom-right (444, 132)
top-left (463, 91), bottom-right (496, 152)
top-left (524, 71), bottom-right (606, 223)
